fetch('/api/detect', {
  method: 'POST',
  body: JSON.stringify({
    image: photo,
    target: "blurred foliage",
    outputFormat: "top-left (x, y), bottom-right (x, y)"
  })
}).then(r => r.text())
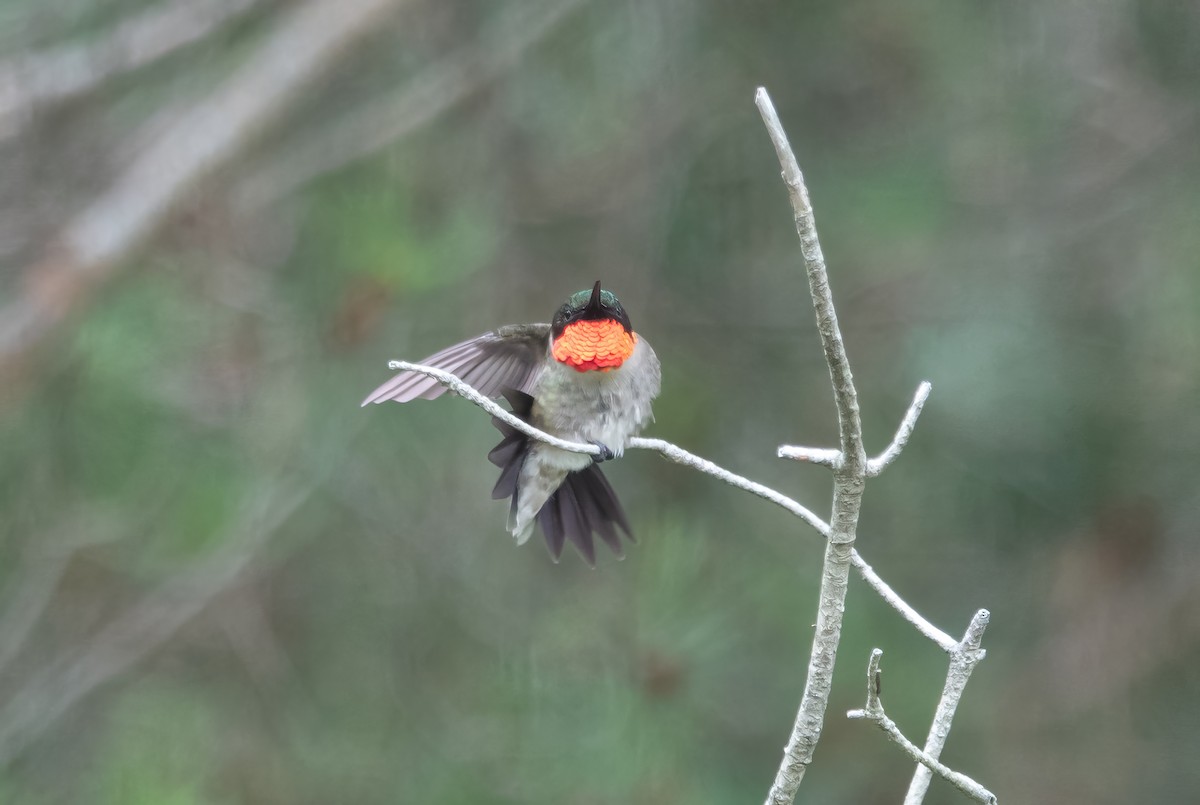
top-left (2, 0), bottom-right (1200, 803)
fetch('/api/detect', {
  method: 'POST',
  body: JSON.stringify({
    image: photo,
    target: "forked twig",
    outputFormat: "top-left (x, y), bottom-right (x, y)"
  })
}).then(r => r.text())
top-left (848, 649), bottom-right (996, 804)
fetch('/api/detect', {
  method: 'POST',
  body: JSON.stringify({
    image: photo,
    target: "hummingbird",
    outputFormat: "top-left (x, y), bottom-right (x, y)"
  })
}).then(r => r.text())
top-left (362, 282), bottom-right (661, 564)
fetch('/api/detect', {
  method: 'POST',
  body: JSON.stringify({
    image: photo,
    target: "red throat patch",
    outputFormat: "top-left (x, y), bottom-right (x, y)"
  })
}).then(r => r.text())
top-left (552, 319), bottom-right (637, 372)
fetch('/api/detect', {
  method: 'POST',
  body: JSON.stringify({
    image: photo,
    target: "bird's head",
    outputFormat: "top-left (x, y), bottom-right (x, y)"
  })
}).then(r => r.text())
top-left (550, 281), bottom-right (638, 372)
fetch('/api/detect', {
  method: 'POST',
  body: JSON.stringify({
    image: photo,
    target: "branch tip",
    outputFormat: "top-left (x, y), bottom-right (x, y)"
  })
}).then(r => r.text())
top-left (777, 445), bottom-right (841, 468)
top-left (962, 608), bottom-right (990, 649)
top-left (865, 648), bottom-right (883, 709)
top-left (867, 381), bottom-right (933, 476)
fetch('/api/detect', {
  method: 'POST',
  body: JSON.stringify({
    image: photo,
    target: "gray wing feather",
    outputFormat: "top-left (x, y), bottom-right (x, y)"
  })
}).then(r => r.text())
top-left (361, 323), bottom-right (550, 405)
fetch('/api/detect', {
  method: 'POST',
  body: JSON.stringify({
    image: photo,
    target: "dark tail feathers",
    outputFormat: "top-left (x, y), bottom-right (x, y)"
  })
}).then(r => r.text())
top-left (488, 389), bottom-right (633, 565)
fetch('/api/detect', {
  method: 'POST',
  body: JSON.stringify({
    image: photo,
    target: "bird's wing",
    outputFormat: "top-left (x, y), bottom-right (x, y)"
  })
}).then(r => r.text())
top-left (361, 323), bottom-right (550, 405)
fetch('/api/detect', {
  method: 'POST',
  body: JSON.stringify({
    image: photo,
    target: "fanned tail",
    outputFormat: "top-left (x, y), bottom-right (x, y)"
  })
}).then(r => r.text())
top-left (487, 390), bottom-right (633, 565)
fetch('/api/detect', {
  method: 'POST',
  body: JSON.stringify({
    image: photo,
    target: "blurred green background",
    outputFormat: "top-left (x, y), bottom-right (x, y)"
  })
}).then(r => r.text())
top-left (2, 0), bottom-right (1199, 803)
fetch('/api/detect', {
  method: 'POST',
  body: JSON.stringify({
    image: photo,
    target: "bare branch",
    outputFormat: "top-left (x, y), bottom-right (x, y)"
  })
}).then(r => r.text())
top-left (849, 552), bottom-right (957, 651)
top-left (776, 445), bottom-right (841, 468)
top-left (755, 89), bottom-right (864, 470)
top-left (629, 437), bottom-right (830, 537)
top-left (849, 650), bottom-right (997, 805)
top-left (0, 0), bottom-right (410, 395)
top-left (235, 0), bottom-right (588, 210)
top-left (382, 361), bottom-right (831, 536)
top-left (0, 0), bottom-right (265, 140)
top-left (867, 381), bottom-right (933, 476)
top-left (756, 85), bottom-right (865, 805)
top-left (755, 90), bottom-right (990, 803)
top-left (386, 360), bottom-right (603, 458)
top-left (904, 609), bottom-right (991, 804)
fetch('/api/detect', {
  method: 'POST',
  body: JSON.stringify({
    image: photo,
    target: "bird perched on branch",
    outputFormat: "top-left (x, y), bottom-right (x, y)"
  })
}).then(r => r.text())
top-left (362, 282), bottom-right (661, 564)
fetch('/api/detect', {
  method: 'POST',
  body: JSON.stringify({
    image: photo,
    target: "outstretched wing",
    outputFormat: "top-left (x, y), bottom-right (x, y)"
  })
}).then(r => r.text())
top-left (361, 323), bottom-right (550, 405)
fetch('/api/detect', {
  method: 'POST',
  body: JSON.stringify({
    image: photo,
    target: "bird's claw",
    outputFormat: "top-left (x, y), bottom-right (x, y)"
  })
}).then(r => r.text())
top-left (589, 441), bottom-right (616, 463)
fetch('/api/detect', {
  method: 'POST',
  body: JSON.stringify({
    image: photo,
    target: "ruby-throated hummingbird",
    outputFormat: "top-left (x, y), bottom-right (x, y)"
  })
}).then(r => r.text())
top-left (362, 282), bottom-right (661, 564)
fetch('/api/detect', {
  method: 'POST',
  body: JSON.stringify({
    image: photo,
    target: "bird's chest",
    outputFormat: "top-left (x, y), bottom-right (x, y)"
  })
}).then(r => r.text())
top-left (532, 363), bottom-right (634, 446)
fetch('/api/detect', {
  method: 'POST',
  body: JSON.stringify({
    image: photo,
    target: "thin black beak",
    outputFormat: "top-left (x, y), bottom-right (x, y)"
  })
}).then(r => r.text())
top-left (585, 280), bottom-right (603, 316)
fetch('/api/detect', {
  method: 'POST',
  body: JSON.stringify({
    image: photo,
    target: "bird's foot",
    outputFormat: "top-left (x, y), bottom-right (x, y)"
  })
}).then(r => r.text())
top-left (589, 441), bottom-right (616, 463)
